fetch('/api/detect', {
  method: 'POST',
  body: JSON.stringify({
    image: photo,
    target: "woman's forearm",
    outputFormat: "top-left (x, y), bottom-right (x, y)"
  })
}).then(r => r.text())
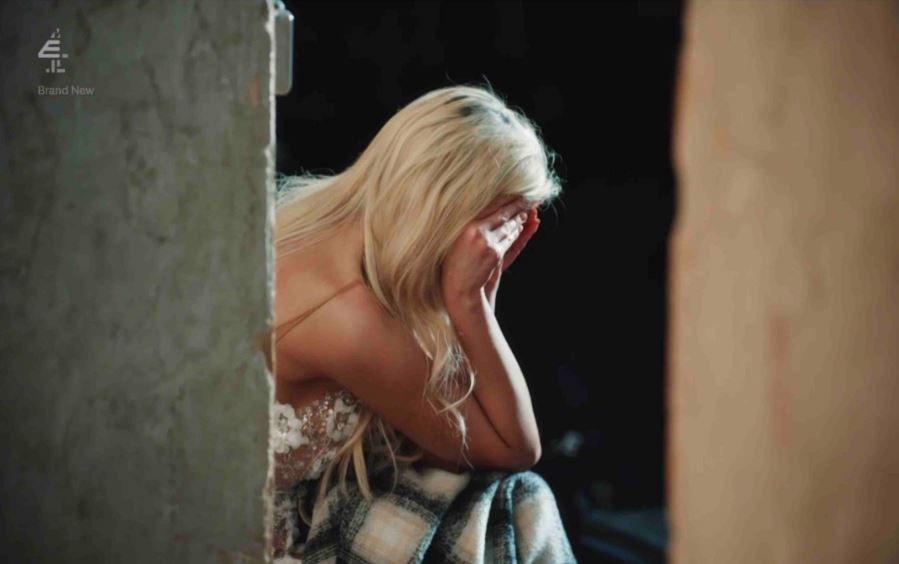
top-left (445, 290), bottom-right (541, 463)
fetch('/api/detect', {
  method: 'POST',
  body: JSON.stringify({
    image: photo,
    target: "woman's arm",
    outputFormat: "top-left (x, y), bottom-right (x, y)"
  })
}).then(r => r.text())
top-left (466, 209), bottom-right (542, 456)
top-left (437, 196), bottom-right (543, 465)
top-left (300, 284), bottom-right (540, 472)
top-left (444, 287), bottom-right (541, 466)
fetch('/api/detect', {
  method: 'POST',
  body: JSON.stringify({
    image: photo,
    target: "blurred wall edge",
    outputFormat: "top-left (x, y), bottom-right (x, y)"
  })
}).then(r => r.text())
top-left (669, 1), bottom-right (899, 562)
top-left (0, 0), bottom-right (275, 562)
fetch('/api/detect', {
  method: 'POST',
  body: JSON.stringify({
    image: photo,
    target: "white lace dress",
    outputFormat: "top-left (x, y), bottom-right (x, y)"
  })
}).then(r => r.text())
top-left (269, 387), bottom-right (362, 560)
top-left (270, 387), bottom-right (362, 482)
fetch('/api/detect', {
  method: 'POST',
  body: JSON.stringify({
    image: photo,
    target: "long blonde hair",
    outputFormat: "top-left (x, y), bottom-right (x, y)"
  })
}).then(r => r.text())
top-left (259, 83), bottom-right (563, 509)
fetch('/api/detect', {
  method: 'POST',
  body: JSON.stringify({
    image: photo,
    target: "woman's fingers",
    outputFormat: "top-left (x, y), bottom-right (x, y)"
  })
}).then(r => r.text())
top-left (482, 213), bottom-right (524, 249)
top-left (482, 206), bottom-right (541, 271)
top-left (486, 197), bottom-right (531, 229)
top-left (495, 217), bottom-right (526, 251)
top-left (502, 212), bottom-right (539, 270)
top-left (443, 199), bottom-right (540, 303)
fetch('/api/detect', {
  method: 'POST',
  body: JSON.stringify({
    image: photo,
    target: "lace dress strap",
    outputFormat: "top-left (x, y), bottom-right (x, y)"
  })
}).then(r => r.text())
top-left (275, 279), bottom-right (363, 344)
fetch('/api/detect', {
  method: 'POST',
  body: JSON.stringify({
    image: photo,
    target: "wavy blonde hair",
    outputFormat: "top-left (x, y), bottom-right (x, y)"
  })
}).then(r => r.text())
top-left (258, 83), bottom-right (563, 512)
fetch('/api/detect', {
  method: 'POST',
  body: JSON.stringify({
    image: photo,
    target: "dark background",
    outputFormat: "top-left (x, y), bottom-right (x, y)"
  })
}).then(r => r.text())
top-left (277, 1), bottom-right (682, 560)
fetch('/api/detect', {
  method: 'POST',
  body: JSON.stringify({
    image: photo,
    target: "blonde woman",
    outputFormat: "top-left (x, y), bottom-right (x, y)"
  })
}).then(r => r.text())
top-left (262, 84), bottom-right (575, 562)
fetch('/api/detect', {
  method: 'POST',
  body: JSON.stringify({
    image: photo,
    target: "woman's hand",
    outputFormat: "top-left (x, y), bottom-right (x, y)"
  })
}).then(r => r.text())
top-left (484, 207), bottom-right (541, 310)
top-left (441, 197), bottom-right (537, 311)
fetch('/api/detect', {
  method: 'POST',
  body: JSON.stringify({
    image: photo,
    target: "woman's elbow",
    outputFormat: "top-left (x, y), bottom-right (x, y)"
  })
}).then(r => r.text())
top-left (431, 447), bottom-right (540, 474)
top-left (513, 442), bottom-right (542, 471)
top-left (489, 442), bottom-right (542, 472)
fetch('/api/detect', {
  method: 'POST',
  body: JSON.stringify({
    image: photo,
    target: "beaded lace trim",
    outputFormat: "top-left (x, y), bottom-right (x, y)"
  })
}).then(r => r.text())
top-left (270, 387), bottom-right (361, 484)
top-left (269, 388), bottom-right (362, 560)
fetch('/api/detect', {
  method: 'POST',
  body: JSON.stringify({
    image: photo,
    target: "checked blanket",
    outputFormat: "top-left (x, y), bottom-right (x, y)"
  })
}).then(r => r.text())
top-left (272, 462), bottom-right (576, 564)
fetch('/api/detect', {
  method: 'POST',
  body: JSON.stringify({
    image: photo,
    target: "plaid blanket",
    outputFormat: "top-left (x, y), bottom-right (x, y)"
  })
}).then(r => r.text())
top-left (272, 461), bottom-right (576, 563)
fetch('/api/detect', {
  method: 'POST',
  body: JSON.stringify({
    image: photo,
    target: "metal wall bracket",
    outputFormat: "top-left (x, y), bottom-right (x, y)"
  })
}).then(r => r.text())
top-left (273, 0), bottom-right (294, 96)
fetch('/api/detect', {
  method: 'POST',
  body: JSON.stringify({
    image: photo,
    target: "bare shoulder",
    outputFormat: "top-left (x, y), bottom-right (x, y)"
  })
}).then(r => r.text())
top-left (309, 282), bottom-right (393, 349)
top-left (307, 284), bottom-right (428, 392)
top-left (327, 283), bottom-right (391, 330)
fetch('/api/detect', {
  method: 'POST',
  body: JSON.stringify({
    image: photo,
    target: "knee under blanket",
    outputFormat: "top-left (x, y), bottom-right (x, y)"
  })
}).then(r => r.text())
top-left (271, 462), bottom-right (576, 564)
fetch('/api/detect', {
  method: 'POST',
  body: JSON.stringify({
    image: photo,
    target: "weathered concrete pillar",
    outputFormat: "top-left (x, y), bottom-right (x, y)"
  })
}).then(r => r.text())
top-left (670, 2), bottom-right (899, 562)
top-left (0, 1), bottom-right (274, 561)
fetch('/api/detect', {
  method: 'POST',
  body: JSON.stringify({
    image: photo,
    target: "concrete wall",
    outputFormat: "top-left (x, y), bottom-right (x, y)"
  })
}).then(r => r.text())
top-left (670, 1), bottom-right (899, 562)
top-left (0, 1), bottom-right (275, 562)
